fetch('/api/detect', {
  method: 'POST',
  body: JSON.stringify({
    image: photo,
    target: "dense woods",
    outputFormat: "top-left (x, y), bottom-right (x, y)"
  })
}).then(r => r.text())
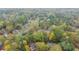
top-left (0, 8), bottom-right (79, 51)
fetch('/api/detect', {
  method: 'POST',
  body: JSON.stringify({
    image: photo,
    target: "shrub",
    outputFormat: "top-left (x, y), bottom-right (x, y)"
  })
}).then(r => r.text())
top-left (74, 48), bottom-right (79, 51)
top-left (0, 20), bottom-right (4, 29)
top-left (35, 42), bottom-right (49, 51)
top-left (24, 45), bottom-right (30, 51)
top-left (65, 32), bottom-right (79, 49)
top-left (4, 44), bottom-right (12, 51)
top-left (24, 33), bottom-right (34, 43)
top-left (0, 35), bottom-right (5, 43)
top-left (14, 35), bottom-right (20, 45)
top-left (32, 32), bottom-right (45, 42)
top-left (22, 39), bottom-right (28, 45)
top-left (49, 44), bottom-right (62, 51)
top-left (60, 37), bottom-right (74, 51)
top-left (62, 32), bottom-right (68, 37)
top-left (48, 31), bottom-right (56, 41)
top-left (6, 22), bottom-right (14, 33)
top-left (11, 42), bottom-right (19, 51)
top-left (23, 34), bottom-right (31, 43)
top-left (3, 40), bottom-right (12, 51)
top-left (7, 33), bottom-right (14, 40)
top-left (51, 26), bottom-right (64, 42)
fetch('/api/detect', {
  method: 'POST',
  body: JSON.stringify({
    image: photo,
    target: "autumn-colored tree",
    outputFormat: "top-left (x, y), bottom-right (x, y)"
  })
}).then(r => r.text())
top-left (35, 42), bottom-right (49, 51)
